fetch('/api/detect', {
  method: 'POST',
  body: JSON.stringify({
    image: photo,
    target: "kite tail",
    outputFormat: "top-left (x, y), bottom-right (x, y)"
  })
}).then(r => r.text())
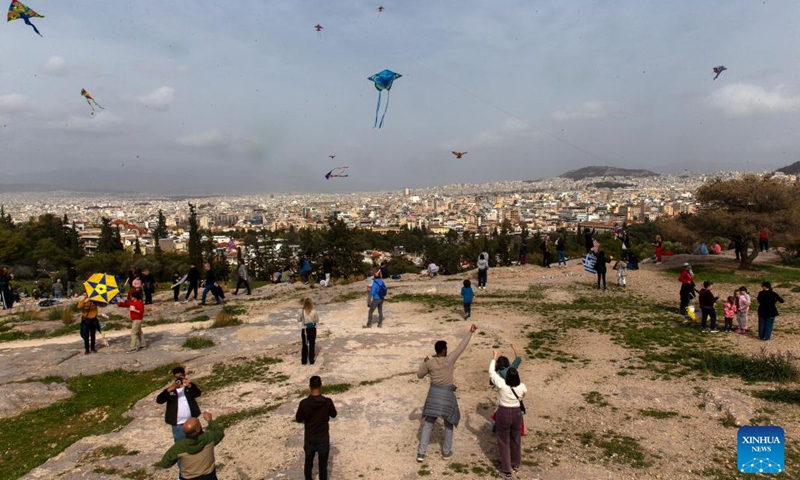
top-left (94, 101), bottom-right (105, 110)
top-left (24, 17), bottom-right (42, 37)
top-left (374, 91), bottom-right (382, 128)
top-left (378, 90), bottom-right (390, 128)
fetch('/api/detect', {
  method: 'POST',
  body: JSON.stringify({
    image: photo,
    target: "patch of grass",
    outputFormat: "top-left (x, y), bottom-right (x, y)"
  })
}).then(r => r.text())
top-left (418, 466), bottom-right (431, 476)
top-left (720, 412), bottom-right (739, 428)
top-left (448, 462), bottom-right (470, 474)
top-left (699, 348), bottom-right (798, 383)
top-left (93, 467), bottom-right (123, 476)
top-left (82, 444), bottom-right (140, 461)
top-left (0, 366), bottom-right (174, 480)
top-left (639, 409), bottom-right (680, 419)
top-left (359, 379), bottom-right (383, 387)
top-left (216, 403), bottom-right (279, 429)
top-left (47, 306), bottom-right (74, 323)
top-left (331, 291), bottom-right (363, 303)
top-left (751, 388), bottom-right (800, 405)
top-left (120, 467), bottom-right (149, 480)
top-left (322, 383), bottom-right (351, 395)
top-left (202, 356), bottom-right (285, 392)
top-left (390, 293), bottom-right (462, 309)
top-left (182, 336), bottom-right (215, 350)
top-left (188, 314), bottom-right (210, 323)
top-left (579, 430), bottom-right (653, 468)
top-left (210, 307), bottom-right (243, 329)
top-left (583, 391), bottom-right (610, 408)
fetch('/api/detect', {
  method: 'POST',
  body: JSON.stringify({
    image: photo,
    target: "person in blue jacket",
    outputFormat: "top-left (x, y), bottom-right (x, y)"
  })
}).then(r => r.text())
top-left (364, 270), bottom-right (386, 328)
top-left (461, 279), bottom-right (474, 319)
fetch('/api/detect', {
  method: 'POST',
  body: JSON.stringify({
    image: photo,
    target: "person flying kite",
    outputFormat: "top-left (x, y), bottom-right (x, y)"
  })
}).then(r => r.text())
top-left (7, 0), bottom-right (43, 37)
top-left (325, 166), bottom-right (349, 180)
top-left (712, 66), bottom-right (727, 81)
top-left (368, 69), bottom-right (402, 128)
top-left (452, 151), bottom-right (467, 159)
top-left (81, 89), bottom-right (105, 115)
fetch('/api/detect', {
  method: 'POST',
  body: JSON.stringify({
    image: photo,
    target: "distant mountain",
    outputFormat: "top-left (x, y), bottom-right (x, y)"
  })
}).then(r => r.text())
top-left (776, 161), bottom-right (800, 176)
top-left (559, 166), bottom-right (659, 181)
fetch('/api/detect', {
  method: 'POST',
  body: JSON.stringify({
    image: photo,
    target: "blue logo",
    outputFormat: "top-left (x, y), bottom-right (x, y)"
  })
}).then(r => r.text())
top-left (738, 426), bottom-right (784, 474)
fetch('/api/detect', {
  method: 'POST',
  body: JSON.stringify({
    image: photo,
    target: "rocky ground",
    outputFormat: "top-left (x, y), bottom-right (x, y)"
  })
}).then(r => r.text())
top-left (1, 251), bottom-right (798, 480)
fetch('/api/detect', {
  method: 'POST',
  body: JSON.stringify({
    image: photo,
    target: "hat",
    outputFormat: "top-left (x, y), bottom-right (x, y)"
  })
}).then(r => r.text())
top-left (683, 262), bottom-right (690, 267)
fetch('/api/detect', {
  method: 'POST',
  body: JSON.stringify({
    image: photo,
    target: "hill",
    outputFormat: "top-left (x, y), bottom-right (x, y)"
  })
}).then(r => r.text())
top-left (776, 161), bottom-right (800, 175)
top-left (560, 165), bottom-right (659, 180)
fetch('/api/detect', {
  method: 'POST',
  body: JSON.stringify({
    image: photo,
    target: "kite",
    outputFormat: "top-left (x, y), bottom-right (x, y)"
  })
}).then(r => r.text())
top-left (328, 155), bottom-right (336, 159)
top-left (7, 0), bottom-right (43, 37)
top-left (712, 65), bottom-right (727, 80)
top-left (325, 166), bottom-right (349, 179)
top-left (314, 24), bottom-right (323, 36)
top-left (368, 69), bottom-right (402, 128)
top-left (377, 6), bottom-right (384, 13)
top-left (81, 89), bottom-right (105, 114)
top-left (452, 151), bottom-right (467, 159)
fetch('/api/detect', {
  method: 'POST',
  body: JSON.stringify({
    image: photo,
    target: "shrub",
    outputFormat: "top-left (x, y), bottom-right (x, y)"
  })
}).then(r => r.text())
top-left (182, 337), bottom-right (215, 350)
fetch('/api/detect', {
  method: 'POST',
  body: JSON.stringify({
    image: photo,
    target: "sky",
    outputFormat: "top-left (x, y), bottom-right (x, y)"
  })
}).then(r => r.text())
top-left (1, 0), bottom-right (799, 194)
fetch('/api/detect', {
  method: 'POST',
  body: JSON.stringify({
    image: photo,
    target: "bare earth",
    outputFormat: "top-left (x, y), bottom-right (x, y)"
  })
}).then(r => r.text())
top-left (1, 251), bottom-right (798, 480)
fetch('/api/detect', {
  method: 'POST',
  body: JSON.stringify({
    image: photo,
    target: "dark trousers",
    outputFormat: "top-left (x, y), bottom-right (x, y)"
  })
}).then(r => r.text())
top-left (759, 239), bottom-right (769, 252)
top-left (173, 287), bottom-right (180, 302)
top-left (519, 254), bottom-right (527, 265)
top-left (542, 251), bottom-right (552, 267)
top-left (495, 406), bottom-right (522, 475)
top-left (596, 271), bottom-right (606, 289)
top-left (185, 282), bottom-right (198, 300)
top-left (201, 284), bottom-right (220, 304)
top-left (679, 284), bottom-right (693, 314)
top-left (701, 306), bottom-right (717, 330)
top-left (144, 290), bottom-right (153, 305)
top-left (234, 278), bottom-right (251, 294)
top-left (758, 316), bottom-right (776, 340)
top-left (80, 319), bottom-right (98, 352)
top-left (464, 302), bottom-right (471, 317)
top-left (302, 327), bottom-right (316, 364)
top-left (477, 269), bottom-right (487, 288)
top-left (304, 441), bottom-right (330, 480)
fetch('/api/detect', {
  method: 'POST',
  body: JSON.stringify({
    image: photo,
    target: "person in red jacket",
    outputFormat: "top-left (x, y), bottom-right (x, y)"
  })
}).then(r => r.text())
top-left (678, 263), bottom-right (697, 316)
top-left (118, 290), bottom-right (146, 353)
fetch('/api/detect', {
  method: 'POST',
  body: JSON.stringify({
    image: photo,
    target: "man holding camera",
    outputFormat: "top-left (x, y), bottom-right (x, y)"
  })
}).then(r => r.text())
top-left (156, 366), bottom-right (203, 442)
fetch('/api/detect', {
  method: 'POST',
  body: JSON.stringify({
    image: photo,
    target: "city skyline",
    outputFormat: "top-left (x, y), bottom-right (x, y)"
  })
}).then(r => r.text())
top-left (1, 1), bottom-right (799, 193)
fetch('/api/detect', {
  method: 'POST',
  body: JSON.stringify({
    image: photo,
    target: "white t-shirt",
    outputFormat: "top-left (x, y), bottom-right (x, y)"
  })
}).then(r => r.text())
top-left (175, 387), bottom-right (191, 425)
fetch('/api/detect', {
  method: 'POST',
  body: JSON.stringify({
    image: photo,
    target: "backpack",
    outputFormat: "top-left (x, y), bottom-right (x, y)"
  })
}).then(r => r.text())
top-left (376, 280), bottom-right (388, 299)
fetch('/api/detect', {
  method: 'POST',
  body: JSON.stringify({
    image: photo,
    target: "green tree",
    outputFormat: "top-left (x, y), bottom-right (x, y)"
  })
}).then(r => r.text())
top-left (152, 209), bottom-right (168, 256)
top-left (187, 203), bottom-right (203, 267)
top-left (97, 217), bottom-right (121, 254)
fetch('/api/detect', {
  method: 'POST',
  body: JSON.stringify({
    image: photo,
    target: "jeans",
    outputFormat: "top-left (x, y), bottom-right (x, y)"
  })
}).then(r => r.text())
top-left (701, 306), bottom-right (717, 330)
top-left (234, 278), bottom-right (251, 294)
top-left (759, 316), bottom-right (776, 340)
top-left (185, 282), bottom-right (198, 300)
top-left (304, 441), bottom-right (330, 480)
top-left (495, 406), bottom-right (522, 474)
top-left (172, 424), bottom-right (186, 478)
top-left (557, 250), bottom-right (566, 266)
top-left (464, 302), bottom-right (471, 317)
top-left (144, 290), bottom-right (153, 305)
top-left (367, 298), bottom-right (384, 326)
top-left (477, 269), bottom-right (487, 288)
top-left (80, 319), bottom-right (98, 351)
top-left (596, 271), bottom-right (606, 289)
top-left (302, 327), bottom-right (316, 364)
top-left (201, 284), bottom-right (219, 304)
top-left (418, 415), bottom-right (454, 456)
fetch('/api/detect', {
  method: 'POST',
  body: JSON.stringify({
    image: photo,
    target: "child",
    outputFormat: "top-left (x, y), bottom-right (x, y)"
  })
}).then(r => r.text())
top-left (723, 295), bottom-right (737, 333)
top-left (736, 286), bottom-right (751, 334)
top-left (118, 290), bottom-right (146, 353)
top-left (461, 279), bottom-right (474, 319)
top-left (613, 260), bottom-right (628, 287)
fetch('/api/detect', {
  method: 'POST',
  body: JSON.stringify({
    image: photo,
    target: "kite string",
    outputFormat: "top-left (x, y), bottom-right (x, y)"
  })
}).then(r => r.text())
top-left (379, 90), bottom-right (391, 128)
top-left (374, 90), bottom-right (382, 128)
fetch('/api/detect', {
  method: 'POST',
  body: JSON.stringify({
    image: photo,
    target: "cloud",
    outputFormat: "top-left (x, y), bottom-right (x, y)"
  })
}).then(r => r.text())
top-left (707, 83), bottom-right (800, 117)
top-left (553, 101), bottom-right (619, 121)
top-left (0, 94), bottom-right (30, 114)
top-left (53, 112), bottom-right (124, 134)
top-left (448, 117), bottom-right (541, 150)
top-left (177, 130), bottom-right (229, 148)
top-left (137, 86), bottom-right (175, 111)
top-left (39, 56), bottom-right (68, 76)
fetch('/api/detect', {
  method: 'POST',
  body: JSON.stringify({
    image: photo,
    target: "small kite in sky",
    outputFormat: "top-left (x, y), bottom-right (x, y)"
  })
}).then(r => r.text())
top-left (7, 0), bottom-right (43, 37)
top-left (328, 155), bottom-right (337, 160)
top-left (368, 69), bottom-right (402, 129)
top-left (712, 65), bottom-right (727, 80)
top-left (452, 151), bottom-right (467, 159)
top-left (377, 6), bottom-right (384, 14)
top-left (314, 24), bottom-right (323, 36)
top-left (325, 166), bottom-right (349, 180)
top-left (81, 89), bottom-right (105, 114)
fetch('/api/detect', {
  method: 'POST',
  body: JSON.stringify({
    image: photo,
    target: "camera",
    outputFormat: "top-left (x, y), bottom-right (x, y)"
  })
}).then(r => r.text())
top-left (175, 378), bottom-right (184, 385)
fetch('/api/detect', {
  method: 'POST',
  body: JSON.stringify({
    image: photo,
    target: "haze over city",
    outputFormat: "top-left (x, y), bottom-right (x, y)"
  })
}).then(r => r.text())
top-left (1, 0), bottom-right (799, 194)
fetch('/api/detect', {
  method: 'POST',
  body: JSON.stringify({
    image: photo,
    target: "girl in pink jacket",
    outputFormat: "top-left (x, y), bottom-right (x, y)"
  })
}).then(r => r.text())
top-left (723, 296), bottom-right (737, 333)
top-left (736, 287), bottom-right (751, 334)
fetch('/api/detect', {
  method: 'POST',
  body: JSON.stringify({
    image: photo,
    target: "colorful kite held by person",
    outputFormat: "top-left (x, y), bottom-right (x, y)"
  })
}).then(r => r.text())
top-left (81, 89), bottom-right (105, 115)
top-left (368, 69), bottom-right (402, 128)
top-left (452, 151), bottom-right (467, 159)
top-left (7, 0), bottom-right (43, 37)
top-left (325, 166), bottom-right (349, 180)
top-left (712, 65), bottom-right (727, 80)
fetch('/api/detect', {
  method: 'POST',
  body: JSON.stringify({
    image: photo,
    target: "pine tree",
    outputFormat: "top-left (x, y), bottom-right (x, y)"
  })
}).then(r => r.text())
top-left (187, 203), bottom-right (203, 267)
top-left (97, 217), bottom-right (118, 254)
top-left (134, 237), bottom-right (143, 257)
top-left (153, 209), bottom-right (167, 255)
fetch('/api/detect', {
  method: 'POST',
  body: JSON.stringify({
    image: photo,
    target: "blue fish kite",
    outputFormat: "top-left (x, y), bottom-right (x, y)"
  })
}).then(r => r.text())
top-left (368, 69), bottom-right (402, 128)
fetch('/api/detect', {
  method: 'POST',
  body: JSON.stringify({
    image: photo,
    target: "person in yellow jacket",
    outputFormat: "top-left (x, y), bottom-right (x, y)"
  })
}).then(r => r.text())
top-left (77, 293), bottom-right (101, 354)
